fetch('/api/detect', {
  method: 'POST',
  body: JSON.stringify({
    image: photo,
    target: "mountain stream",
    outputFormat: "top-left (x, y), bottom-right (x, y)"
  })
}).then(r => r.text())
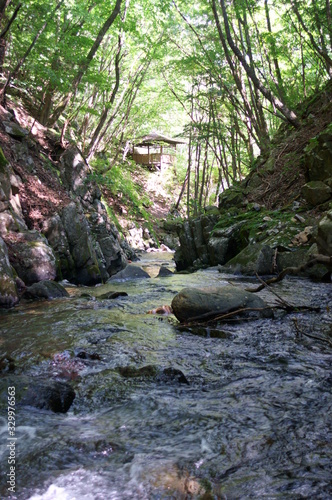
top-left (1, 252), bottom-right (332, 499)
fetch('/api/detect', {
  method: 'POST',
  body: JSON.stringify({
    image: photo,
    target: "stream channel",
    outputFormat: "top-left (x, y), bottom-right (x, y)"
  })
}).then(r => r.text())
top-left (1, 252), bottom-right (332, 499)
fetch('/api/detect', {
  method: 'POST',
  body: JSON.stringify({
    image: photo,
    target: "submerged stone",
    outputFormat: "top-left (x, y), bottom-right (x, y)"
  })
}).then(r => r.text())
top-left (21, 380), bottom-right (75, 413)
top-left (156, 367), bottom-right (189, 385)
top-left (98, 291), bottom-right (128, 299)
top-left (24, 280), bottom-right (69, 300)
top-left (157, 265), bottom-right (174, 277)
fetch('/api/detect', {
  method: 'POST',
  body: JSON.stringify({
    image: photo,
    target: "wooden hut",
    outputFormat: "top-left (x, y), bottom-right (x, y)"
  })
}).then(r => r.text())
top-left (132, 133), bottom-right (185, 170)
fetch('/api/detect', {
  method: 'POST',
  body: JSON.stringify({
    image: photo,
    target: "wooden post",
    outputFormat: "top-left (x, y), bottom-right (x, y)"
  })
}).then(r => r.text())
top-left (148, 145), bottom-right (150, 165)
top-left (160, 145), bottom-right (163, 170)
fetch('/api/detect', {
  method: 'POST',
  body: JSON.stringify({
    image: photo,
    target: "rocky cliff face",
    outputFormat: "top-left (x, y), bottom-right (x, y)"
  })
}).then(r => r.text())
top-left (0, 104), bottom-right (136, 307)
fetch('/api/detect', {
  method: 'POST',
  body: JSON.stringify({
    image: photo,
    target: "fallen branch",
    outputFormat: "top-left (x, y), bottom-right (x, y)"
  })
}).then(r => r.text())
top-left (254, 274), bottom-right (292, 309)
top-left (187, 306), bottom-right (271, 323)
top-left (184, 303), bottom-right (320, 325)
top-left (292, 317), bottom-right (332, 348)
top-left (246, 254), bottom-right (332, 293)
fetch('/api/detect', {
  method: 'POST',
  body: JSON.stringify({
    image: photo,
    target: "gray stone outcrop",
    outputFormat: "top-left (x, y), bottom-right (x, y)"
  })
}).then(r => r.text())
top-left (317, 209), bottom-right (332, 256)
top-left (8, 230), bottom-right (57, 285)
top-left (0, 236), bottom-right (19, 307)
top-left (301, 181), bottom-right (331, 206)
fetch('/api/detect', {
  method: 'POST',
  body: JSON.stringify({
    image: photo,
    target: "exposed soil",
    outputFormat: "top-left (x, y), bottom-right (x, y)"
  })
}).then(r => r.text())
top-left (0, 101), bottom-right (70, 230)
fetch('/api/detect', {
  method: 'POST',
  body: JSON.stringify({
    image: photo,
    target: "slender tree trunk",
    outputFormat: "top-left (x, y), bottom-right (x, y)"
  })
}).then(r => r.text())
top-left (264, 0), bottom-right (286, 101)
top-left (0, 1), bottom-right (63, 104)
top-left (291, 0), bottom-right (332, 77)
top-left (327, 0), bottom-right (332, 50)
top-left (212, 0), bottom-right (299, 127)
top-left (51, 0), bottom-right (123, 133)
top-left (0, 2), bottom-right (21, 38)
top-left (175, 168), bottom-right (189, 211)
top-left (85, 33), bottom-right (123, 157)
top-left (299, 24), bottom-right (307, 97)
top-left (199, 106), bottom-right (211, 210)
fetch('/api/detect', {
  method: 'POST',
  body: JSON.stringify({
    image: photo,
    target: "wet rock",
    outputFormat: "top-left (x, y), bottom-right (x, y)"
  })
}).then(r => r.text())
top-left (0, 236), bottom-right (19, 307)
top-left (147, 305), bottom-right (173, 315)
top-left (61, 202), bottom-right (105, 285)
top-left (317, 209), bottom-right (332, 256)
top-left (157, 265), bottom-right (174, 277)
top-left (42, 213), bottom-right (75, 277)
top-left (171, 285), bottom-right (270, 323)
top-left (174, 220), bottom-right (197, 271)
top-left (107, 264), bottom-right (150, 281)
top-left (156, 367), bottom-right (189, 385)
top-left (208, 221), bottom-right (248, 266)
top-left (21, 380), bottom-right (75, 413)
top-left (24, 280), bottom-right (69, 300)
top-left (75, 351), bottom-right (101, 360)
top-left (117, 365), bottom-right (158, 378)
top-left (0, 355), bottom-right (15, 373)
top-left (98, 291), bottom-right (128, 299)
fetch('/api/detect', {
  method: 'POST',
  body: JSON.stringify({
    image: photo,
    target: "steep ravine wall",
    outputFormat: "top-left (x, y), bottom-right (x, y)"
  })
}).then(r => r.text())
top-left (0, 108), bottom-right (136, 307)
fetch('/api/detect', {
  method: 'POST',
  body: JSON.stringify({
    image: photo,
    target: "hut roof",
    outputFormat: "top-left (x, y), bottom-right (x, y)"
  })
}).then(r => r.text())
top-left (134, 132), bottom-right (186, 147)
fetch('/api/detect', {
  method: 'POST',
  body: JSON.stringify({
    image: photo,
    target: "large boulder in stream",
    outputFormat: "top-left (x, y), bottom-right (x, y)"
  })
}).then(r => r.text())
top-left (171, 285), bottom-right (271, 323)
top-left (24, 280), bottom-right (69, 300)
top-left (107, 264), bottom-right (150, 281)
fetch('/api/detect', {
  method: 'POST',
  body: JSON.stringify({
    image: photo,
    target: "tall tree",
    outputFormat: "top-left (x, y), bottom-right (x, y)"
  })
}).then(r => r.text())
top-left (211, 0), bottom-right (300, 128)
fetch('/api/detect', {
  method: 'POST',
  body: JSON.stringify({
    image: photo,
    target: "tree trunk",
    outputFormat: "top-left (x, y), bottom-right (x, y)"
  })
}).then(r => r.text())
top-left (291, 0), bottom-right (332, 77)
top-left (212, 0), bottom-right (299, 127)
top-left (0, 1), bottom-right (63, 104)
top-left (85, 32), bottom-right (122, 157)
top-left (52, 0), bottom-right (123, 134)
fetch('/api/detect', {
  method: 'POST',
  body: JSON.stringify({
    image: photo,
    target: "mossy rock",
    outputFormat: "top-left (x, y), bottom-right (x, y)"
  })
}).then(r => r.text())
top-left (218, 189), bottom-right (244, 209)
top-left (222, 243), bottom-right (275, 275)
top-left (0, 237), bottom-right (19, 308)
top-left (0, 147), bottom-right (8, 171)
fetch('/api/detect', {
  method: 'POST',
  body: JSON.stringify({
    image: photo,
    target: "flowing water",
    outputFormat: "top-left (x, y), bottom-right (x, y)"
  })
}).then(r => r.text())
top-left (1, 252), bottom-right (332, 499)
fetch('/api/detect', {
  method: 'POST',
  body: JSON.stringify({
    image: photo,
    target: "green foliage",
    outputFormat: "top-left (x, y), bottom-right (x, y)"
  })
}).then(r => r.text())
top-left (1, 0), bottom-right (331, 221)
top-left (89, 158), bottom-right (153, 223)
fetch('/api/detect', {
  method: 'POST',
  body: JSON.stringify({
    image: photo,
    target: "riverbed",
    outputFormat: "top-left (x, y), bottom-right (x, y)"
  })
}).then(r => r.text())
top-left (1, 252), bottom-right (332, 499)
